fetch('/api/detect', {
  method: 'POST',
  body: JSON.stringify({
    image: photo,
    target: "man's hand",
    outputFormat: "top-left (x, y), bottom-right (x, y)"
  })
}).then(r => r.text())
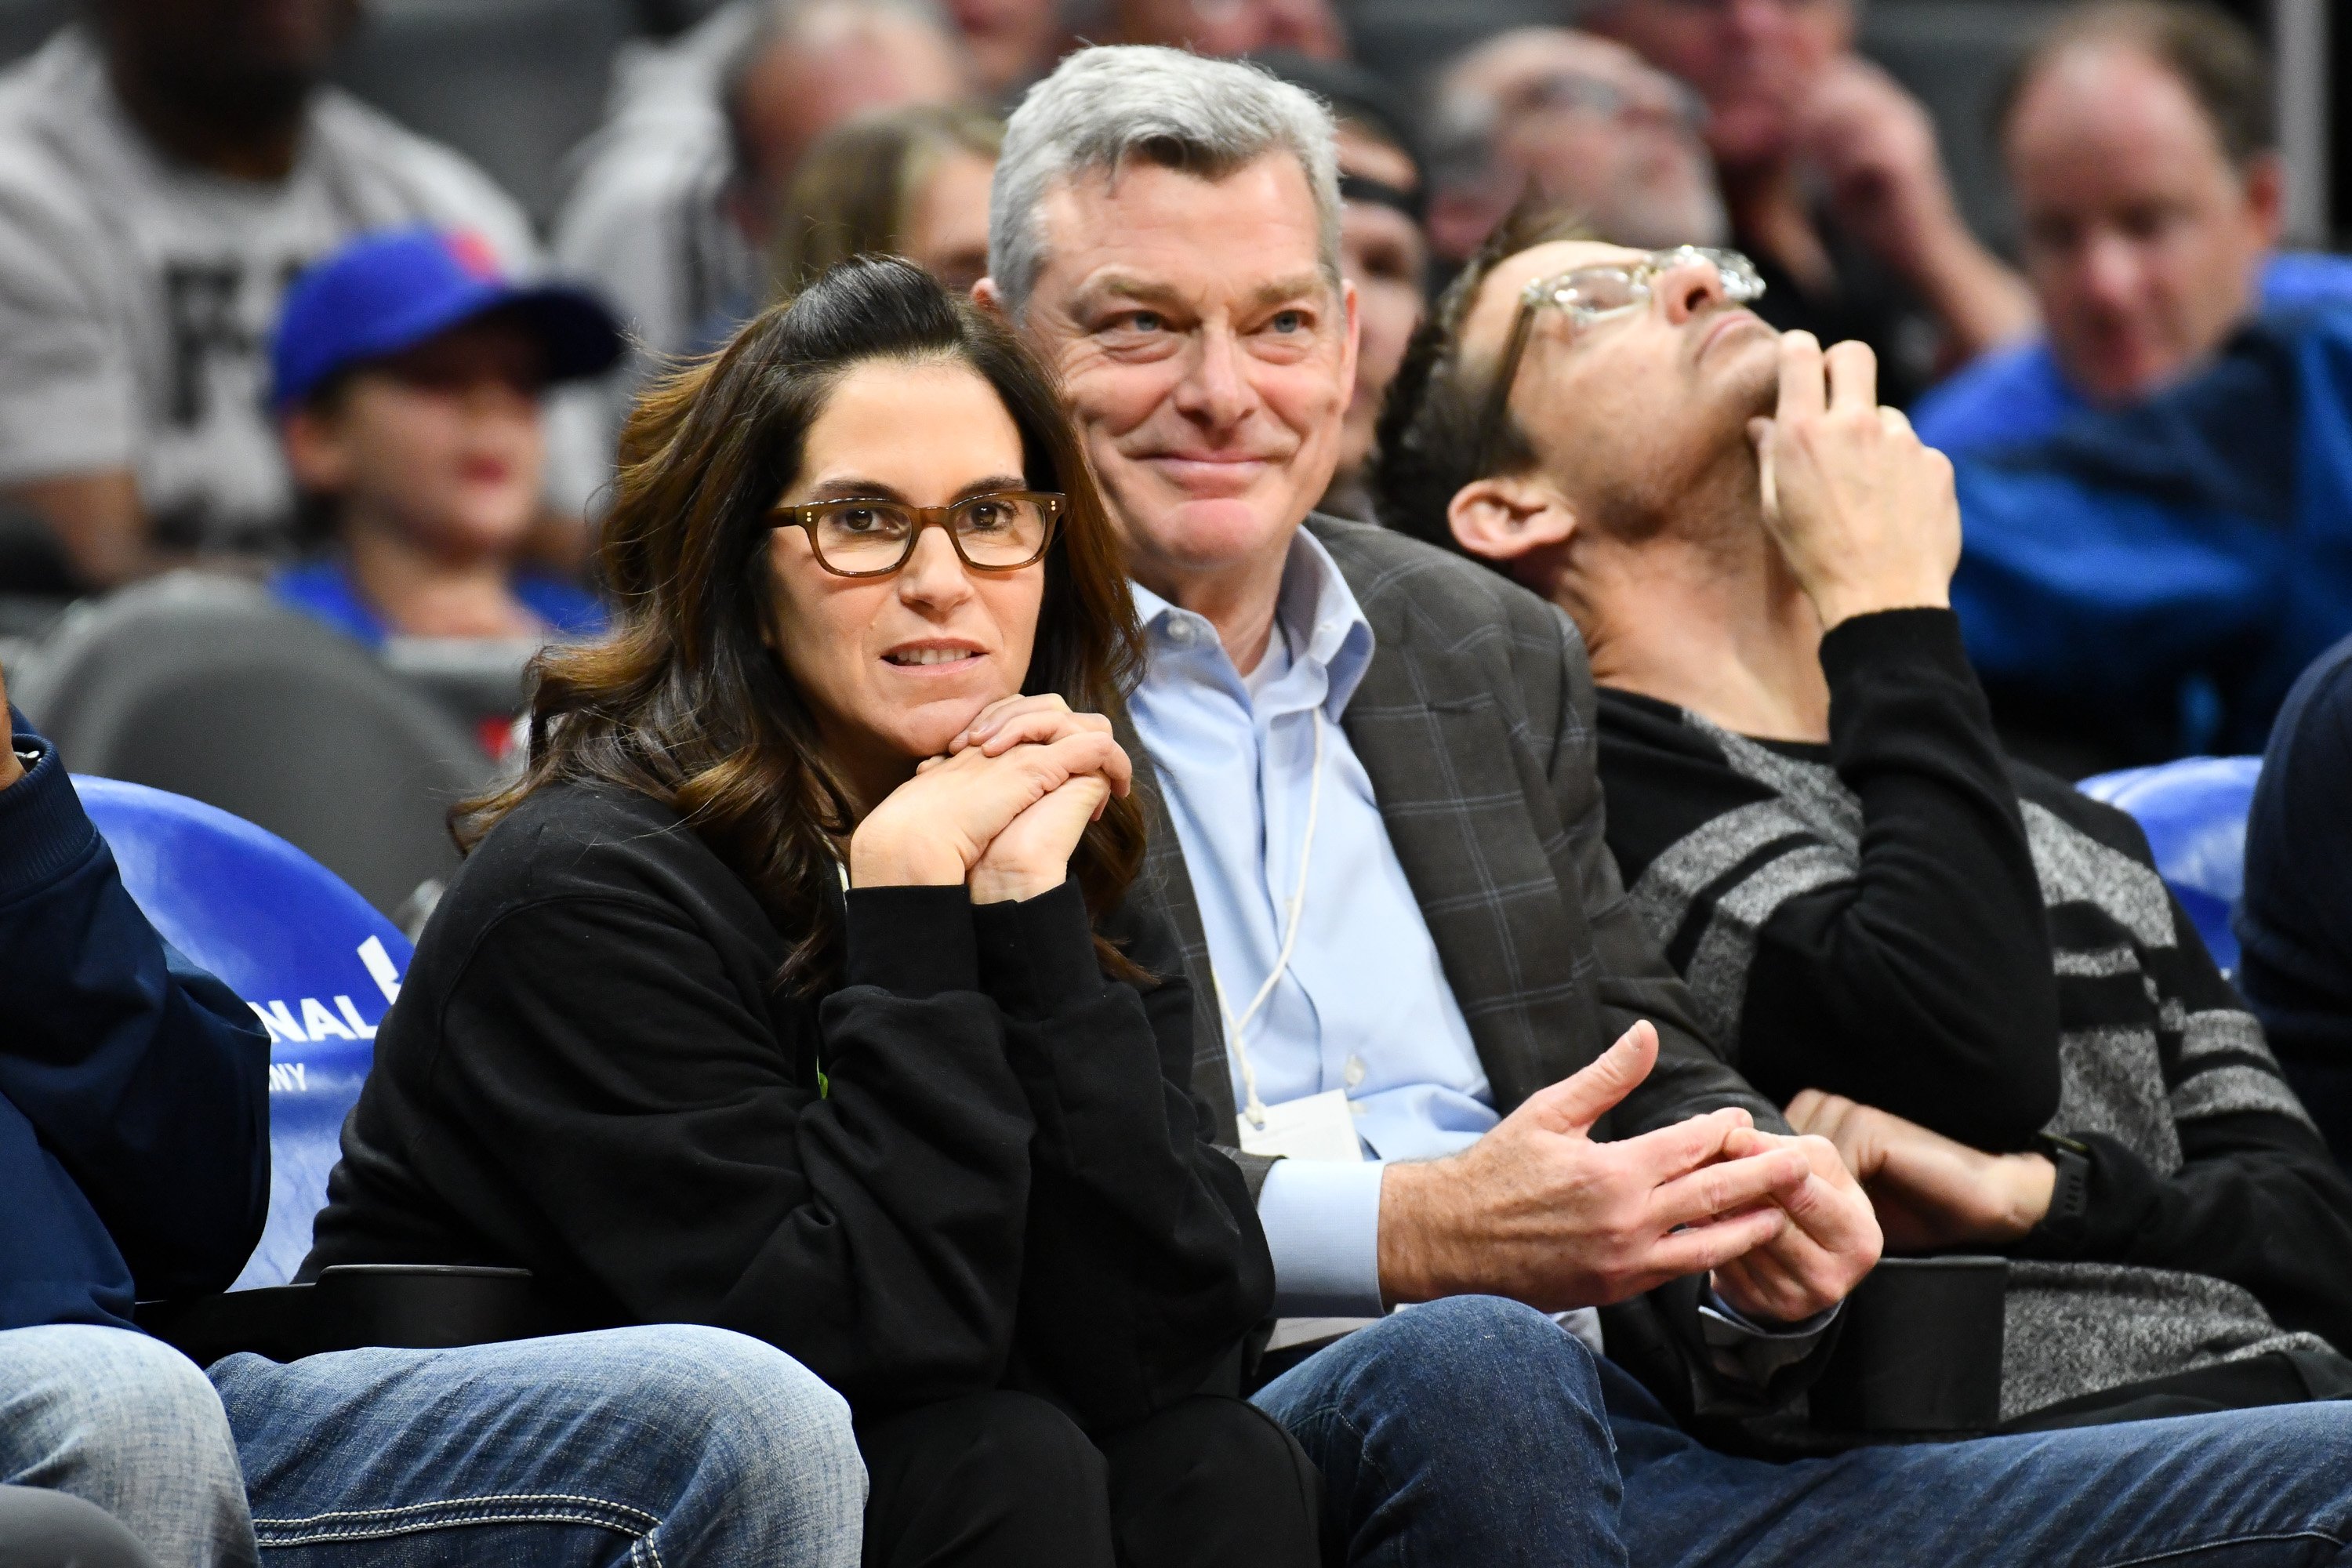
top-left (0, 659), bottom-right (20, 790)
top-left (1799, 58), bottom-right (2035, 356)
top-left (1377, 1022), bottom-right (1815, 1312)
top-left (1749, 331), bottom-right (1960, 632)
top-left (1708, 1123), bottom-right (1884, 1324)
top-left (1800, 60), bottom-right (1965, 288)
top-left (1786, 1089), bottom-right (2055, 1254)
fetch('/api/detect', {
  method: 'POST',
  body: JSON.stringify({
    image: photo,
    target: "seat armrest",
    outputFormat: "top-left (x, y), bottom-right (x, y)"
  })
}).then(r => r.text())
top-left (139, 1264), bottom-right (557, 1365)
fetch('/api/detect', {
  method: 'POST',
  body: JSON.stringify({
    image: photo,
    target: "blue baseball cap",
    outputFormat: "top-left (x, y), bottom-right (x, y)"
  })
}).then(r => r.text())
top-left (271, 226), bottom-right (623, 408)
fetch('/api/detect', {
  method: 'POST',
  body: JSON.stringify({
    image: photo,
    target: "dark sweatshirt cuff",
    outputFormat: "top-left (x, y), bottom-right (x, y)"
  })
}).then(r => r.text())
top-left (1817, 607), bottom-right (1972, 691)
top-left (0, 710), bottom-right (99, 906)
top-left (972, 877), bottom-right (1108, 1019)
top-left (843, 884), bottom-right (978, 998)
top-left (2014, 1133), bottom-right (2158, 1261)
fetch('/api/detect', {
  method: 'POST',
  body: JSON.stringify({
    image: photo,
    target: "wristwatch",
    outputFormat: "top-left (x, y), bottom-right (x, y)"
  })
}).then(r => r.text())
top-left (2036, 1131), bottom-right (2092, 1225)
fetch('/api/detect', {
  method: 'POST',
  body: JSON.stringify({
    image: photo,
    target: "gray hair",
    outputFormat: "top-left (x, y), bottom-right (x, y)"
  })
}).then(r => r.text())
top-left (988, 45), bottom-right (1343, 316)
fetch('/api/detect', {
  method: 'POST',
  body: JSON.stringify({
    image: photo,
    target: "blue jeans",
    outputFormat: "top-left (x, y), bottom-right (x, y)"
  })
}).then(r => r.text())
top-left (0, 1323), bottom-right (256, 1567)
top-left (212, 1325), bottom-right (865, 1566)
top-left (1254, 1296), bottom-right (2352, 1568)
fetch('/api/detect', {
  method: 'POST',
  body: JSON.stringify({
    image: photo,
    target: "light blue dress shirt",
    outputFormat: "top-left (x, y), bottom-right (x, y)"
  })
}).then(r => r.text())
top-left (1130, 531), bottom-right (1836, 1368)
top-left (1130, 531), bottom-right (1497, 1316)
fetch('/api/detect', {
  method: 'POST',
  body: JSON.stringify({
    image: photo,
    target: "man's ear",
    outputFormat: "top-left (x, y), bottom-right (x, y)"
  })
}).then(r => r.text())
top-left (2241, 152), bottom-right (2287, 249)
top-left (1448, 474), bottom-right (1577, 567)
top-left (971, 276), bottom-right (1007, 318)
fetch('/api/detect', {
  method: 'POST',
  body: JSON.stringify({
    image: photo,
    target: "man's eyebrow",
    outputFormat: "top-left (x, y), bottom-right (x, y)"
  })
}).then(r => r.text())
top-left (1250, 272), bottom-right (1332, 309)
top-left (1069, 270), bottom-right (1331, 314)
top-left (1074, 274), bottom-right (1189, 310)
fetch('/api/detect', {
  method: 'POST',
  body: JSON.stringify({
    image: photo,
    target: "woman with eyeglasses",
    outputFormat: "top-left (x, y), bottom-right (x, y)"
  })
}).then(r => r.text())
top-left (299, 257), bottom-right (1319, 1568)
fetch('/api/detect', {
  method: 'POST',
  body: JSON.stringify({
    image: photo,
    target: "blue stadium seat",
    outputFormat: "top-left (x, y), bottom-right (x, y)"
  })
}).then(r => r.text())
top-left (73, 776), bottom-right (408, 1291)
top-left (2077, 756), bottom-right (2263, 976)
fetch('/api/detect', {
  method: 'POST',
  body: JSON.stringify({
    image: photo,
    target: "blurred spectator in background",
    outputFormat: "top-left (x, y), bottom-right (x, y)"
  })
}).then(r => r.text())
top-left (769, 103), bottom-right (1002, 299)
top-left (1585, 0), bottom-right (2034, 407)
top-left (1914, 1), bottom-right (2352, 459)
top-left (270, 228), bottom-right (620, 648)
top-left (2241, 633), bottom-right (2352, 1167)
top-left (557, 0), bottom-right (971, 443)
top-left (1101, 0), bottom-right (1346, 61)
top-left (945, 0), bottom-right (1068, 100)
top-left (1427, 29), bottom-right (1726, 270)
top-left (1261, 54), bottom-right (1428, 521)
top-left (0, 0), bottom-right (562, 592)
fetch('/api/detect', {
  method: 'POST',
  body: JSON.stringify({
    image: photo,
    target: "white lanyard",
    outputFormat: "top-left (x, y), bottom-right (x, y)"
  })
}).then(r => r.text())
top-left (1212, 705), bottom-right (1326, 1131)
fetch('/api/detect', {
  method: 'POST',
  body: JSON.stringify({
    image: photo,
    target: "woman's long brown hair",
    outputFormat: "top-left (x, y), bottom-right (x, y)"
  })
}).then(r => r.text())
top-left (459, 256), bottom-right (1147, 988)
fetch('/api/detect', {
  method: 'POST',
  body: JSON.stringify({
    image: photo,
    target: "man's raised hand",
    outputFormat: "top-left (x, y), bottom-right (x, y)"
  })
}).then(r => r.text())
top-left (1748, 330), bottom-right (1961, 632)
top-left (1377, 1022), bottom-right (1815, 1313)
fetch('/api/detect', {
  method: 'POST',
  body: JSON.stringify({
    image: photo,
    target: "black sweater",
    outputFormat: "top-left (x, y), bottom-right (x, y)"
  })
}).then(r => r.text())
top-left (1595, 610), bottom-right (2352, 1416)
top-left (306, 780), bottom-right (1272, 1428)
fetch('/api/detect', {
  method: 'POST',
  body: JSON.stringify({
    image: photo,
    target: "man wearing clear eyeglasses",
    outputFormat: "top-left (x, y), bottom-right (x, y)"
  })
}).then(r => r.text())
top-left (1429, 27), bottom-right (1728, 267)
top-left (1365, 201), bottom-right (2352, 1561)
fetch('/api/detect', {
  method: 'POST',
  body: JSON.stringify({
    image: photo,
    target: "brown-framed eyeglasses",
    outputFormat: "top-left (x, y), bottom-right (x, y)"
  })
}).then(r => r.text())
top-left (773, 491), bottom-right (1064, 578)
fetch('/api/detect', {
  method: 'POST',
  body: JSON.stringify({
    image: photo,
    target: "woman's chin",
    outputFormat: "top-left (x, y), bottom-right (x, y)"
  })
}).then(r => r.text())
top-left (892, 693), bottom-right (1004, 759)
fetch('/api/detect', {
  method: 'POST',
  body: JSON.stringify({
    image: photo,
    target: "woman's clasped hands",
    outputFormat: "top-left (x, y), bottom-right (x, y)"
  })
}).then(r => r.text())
top-left (848, 693), bottom-right (1131, 905)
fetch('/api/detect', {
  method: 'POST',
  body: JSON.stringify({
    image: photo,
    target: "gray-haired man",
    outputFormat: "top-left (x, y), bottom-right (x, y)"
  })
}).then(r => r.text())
top-left (976, 43), bottom-right (2352, 1566)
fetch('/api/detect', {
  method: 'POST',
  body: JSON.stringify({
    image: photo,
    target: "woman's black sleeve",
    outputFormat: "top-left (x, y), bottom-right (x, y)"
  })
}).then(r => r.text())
top-left (1739, 609), bottom-right (2063, 1148)
top-left (2013, 893), bottom-right (2352, 1353)
top-left (2016, 1111), bottom-right (2352, 1352)
top-left (429, 884), bottom-right (1037, 1417)
top-left (972, 880), bottom-right (1273, 1433)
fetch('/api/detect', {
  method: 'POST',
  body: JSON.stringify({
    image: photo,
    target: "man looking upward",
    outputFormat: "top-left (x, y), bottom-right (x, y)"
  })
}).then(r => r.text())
top-left (1381, 199), bottom-right (2352, 1428)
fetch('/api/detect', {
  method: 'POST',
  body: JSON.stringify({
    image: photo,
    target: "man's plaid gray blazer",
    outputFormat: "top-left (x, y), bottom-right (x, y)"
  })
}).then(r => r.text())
top-left (1124, 514), bottom-right (1811, 1421)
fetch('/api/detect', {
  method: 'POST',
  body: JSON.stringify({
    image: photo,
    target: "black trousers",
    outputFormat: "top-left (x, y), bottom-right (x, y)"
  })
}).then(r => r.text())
top-left (0, 1487), bottom-right (159, 1568)
top-left (858, 1392), bottom-right (1320, 1568)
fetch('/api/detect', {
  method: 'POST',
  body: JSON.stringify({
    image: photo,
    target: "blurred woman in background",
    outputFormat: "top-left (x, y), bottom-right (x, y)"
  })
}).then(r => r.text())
top-left (770, 104), bottom-right (1004, 300)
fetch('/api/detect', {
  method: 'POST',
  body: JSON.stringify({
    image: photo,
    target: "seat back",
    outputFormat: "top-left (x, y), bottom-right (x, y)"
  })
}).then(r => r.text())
top-left (2077, 756), bottom-right (2263, 975)
top-left (13, 575), bottom-right (494, 920)
top-left (74, 776), bottom-right (411, 1290)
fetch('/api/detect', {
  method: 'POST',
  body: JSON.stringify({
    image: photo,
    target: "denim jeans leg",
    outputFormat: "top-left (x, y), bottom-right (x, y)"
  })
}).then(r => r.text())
top-left (1250, 1298), bottom-right (1626, 1568)
top-left (1601, 1356), bottom-right (2352, 1567)
top-left (211, 1324), bottom-right (866, 1567)
top-left (0, 1323), bottom-right (259, 1568)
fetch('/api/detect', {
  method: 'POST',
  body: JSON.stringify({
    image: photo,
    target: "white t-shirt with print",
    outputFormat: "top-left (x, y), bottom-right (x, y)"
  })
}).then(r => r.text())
top-left (0, 28), bottom-right (545, 553)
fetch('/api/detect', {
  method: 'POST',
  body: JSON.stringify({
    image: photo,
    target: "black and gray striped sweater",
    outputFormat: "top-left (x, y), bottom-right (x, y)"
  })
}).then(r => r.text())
top-left (1595, 608), bottom-right (2352, 1422)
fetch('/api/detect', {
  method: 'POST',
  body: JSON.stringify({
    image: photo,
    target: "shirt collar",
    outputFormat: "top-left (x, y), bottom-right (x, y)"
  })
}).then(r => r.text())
top-left (1130, 527), bottom-right (1377, 720)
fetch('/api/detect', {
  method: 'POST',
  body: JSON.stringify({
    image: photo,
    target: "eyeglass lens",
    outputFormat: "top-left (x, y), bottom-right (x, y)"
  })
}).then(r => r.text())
top-left (812, 495), bottom-right (1051, 571)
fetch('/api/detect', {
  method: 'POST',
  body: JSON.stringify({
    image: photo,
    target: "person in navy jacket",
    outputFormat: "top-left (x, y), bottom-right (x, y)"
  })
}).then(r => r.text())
top-left (1, 662), bottom-right (271, 1566)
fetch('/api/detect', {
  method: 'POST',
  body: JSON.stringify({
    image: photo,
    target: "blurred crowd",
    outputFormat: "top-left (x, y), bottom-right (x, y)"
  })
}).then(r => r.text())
top-left (0, 0), bottom-right (2333, 771)
top-left (0, 0), bottom-right (2343, 774)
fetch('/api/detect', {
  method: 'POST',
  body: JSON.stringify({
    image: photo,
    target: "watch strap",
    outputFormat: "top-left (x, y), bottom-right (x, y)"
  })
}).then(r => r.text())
top-left (2037, 1131), bottom-right (2092, 1225)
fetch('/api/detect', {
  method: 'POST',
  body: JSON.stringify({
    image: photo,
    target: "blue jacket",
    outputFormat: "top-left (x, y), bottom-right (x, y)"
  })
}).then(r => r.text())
top-left (0, 709), bottom-right (270, 1330)
top-left (1948, 305), bottom-right (2352, 761)
top-left (1915, 252), bottom-right (2352, 460)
